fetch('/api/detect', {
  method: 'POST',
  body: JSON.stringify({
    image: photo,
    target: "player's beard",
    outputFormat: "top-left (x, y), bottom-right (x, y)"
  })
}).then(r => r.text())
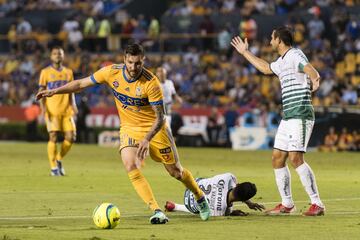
top-left (52, 59), bottom-right (62, 65)
top-left (126, 68), bottom-right (140, 79)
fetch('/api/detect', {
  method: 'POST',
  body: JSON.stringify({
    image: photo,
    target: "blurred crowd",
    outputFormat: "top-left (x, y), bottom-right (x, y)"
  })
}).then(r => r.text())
top-left (319, 126), bottom-right (360, 152)
top-left (165, 0), bottom-right (360, 16)
top-left (0, 0), bottom-right (128, 16)
top-left (0, 0), bottom-right (360, 111)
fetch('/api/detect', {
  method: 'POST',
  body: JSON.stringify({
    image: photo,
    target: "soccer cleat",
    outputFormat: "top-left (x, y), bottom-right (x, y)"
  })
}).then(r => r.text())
top-left (56, 160), bottom-right (66, 176)
top-left (164, 201), bottom-right (175, 212)
top-left (265, 203), bottom-right (296, 215)
top-left (197, 197), bottom-right (210, 221)
top-left (303, 204), bottom-right (325, 216)
top-left (50, 168), bottom-right (61, 176)
top-left (149, 210), bottom-right (169, 224)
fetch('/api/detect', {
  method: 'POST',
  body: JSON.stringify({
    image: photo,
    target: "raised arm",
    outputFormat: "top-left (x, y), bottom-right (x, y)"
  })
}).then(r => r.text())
top-left (303, 63), bottom-right (320, 92)
top-left (231, 36), bottom-right (273, 75)
top-left (36, 76), bottom-right (95, 101)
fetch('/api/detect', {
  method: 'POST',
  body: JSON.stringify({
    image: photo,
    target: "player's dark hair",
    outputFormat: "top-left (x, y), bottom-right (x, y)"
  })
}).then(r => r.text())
top-left (273, 26), bottom-right (294, 46)
top-left (51, 46), bottom-right (64, 52)
top-left (233, 182), bottom-right (257, 202)
top-left (124, 43), bottom-right (144, 56)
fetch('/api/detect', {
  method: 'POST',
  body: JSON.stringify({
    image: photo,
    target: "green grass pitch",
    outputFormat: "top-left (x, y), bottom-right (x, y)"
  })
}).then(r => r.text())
top-left (0, 142), bottom-right (359, 240)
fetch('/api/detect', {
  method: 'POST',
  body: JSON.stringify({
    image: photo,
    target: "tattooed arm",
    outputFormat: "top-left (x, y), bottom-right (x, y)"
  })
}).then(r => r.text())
top-left (136, 104), bottom-right (165, 164)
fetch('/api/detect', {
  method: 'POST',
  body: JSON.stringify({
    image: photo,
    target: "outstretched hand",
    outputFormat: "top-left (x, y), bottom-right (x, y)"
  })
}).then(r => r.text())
top-left (231, 36), bottom-right (249, 55)
top-left (245, 201), bottom-right (265, 211)
top-left (36, 90), bottom-right (55, 101)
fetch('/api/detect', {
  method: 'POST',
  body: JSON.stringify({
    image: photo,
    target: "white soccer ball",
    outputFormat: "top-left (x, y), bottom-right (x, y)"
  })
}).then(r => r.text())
top-left (92, 203), bottom-right (121, 229)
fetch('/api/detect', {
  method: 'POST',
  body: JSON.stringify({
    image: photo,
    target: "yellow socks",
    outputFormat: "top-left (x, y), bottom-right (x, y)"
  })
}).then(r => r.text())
top-left (47, 141), bottom-right (57, 169)
top-left (56, 140), bottom-right (73, 161)
top-left (180, 168), bottom-right (204, 200)
top-left (128, 169), bottom-right (160, 211)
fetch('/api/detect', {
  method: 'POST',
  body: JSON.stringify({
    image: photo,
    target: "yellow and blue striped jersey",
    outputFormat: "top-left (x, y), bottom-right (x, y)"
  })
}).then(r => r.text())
top-left (90, 64), bottom-right (164, 130)
top-left (38, 65), bottom-right (74, 116)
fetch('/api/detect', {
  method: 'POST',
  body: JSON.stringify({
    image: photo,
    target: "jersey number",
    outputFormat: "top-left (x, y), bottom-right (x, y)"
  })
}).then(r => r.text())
top-left (199, 184), bottom-right (212, 195)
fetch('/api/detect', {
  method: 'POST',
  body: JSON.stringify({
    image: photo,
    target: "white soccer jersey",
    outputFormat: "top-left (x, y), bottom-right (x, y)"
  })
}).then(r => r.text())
top-left (161, 79), bottom-right (176, 105)
top-left (270, 48), bottom-right (314, 120)
top-left (184, 173), bottom-right (237, 216)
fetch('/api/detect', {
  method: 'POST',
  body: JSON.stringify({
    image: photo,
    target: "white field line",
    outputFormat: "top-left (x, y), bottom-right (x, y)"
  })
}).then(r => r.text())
top-left (0, 197), bottom-right (360, 221)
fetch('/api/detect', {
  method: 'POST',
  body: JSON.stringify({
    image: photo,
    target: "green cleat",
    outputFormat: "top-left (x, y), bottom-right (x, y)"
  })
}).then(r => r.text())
top-left (149, 210), bottom-right (169, 224)
top-left (197, 197), bottom-right (210, 221)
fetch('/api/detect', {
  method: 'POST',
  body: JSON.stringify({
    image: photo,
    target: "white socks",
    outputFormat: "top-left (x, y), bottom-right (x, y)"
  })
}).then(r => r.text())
top-left (296, 162), bottom-right (324, 207)
top-left (274, 166), bottom-right (294, 208)
top-left (174, 203), bottom-right (191, 213)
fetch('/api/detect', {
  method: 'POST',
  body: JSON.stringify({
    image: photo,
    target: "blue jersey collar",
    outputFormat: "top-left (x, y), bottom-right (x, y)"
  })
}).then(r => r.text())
top-left (123, 65), bottom-right (143, 83)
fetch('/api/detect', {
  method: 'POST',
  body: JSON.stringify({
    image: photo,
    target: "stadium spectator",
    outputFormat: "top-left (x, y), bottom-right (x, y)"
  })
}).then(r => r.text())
top-left (76, 95), bottom-right (91, 143)
top-left (24, 100), bottom-right (41, 141)
top-left (199, 15), bottom-right (215, 51)
top-left (223, 103), bottom-right (239, 145)
top-left (217, 25), bottom-right (232, 56)
top-left (206, 107), bottom-right (225, 147)
top-left (337, 127), bottom-right (353, 151)
top-left (307, 13), bottom-right (325, 39)
top-left (7, 24), bottom-right (17, 52)
top-left (148, 16), bottom-right (160, 39)
top-left (239, 15), bottom-right (257, 41)
top-left (318, 126), bottom-right (338, 152)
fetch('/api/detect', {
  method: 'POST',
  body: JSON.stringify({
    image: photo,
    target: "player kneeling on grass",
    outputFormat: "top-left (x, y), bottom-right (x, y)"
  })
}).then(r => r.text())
top-left (165, 173), bottom-right (265, 216)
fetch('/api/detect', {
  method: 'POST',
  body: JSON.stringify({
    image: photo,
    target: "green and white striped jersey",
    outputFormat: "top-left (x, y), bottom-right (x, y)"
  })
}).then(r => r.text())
top-left (270, 48), bottom-right (315, 120)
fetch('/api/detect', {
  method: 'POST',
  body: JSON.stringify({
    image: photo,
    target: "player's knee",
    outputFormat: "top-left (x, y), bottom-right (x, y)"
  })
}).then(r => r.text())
top-left (271, 152), bottom-right (286, 168)
top-left (65, 133), bottom-right (76, 143)
top-left (123, 162), bottom-right (137, 173)
top-left (49, 133), bottom-right (57, 142)
top-left (288, 154), bottom-right (304, 168)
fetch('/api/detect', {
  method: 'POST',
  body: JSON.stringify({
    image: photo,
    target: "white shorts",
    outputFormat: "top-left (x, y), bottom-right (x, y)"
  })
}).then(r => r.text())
top-left (274, 119), bottom-right (314, 152)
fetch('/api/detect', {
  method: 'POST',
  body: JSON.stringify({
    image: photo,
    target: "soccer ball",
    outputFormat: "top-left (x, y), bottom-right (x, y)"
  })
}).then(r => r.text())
top-left (92, 203), bottom-right (121, 229)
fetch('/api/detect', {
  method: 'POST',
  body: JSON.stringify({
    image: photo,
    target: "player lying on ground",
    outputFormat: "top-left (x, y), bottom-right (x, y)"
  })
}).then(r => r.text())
top-left (165, 173), bottom-right (265, 216)
top-left (36, 43), bottom-right (210, 224)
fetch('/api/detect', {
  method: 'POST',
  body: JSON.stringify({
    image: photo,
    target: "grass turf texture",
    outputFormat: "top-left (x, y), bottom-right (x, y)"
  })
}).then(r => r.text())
top-left (0, 142), bottom-right (359, 240)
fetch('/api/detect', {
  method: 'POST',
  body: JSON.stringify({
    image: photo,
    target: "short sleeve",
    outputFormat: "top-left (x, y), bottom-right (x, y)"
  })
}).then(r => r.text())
top-left (169, 80), bottom-right (176, 95)
top-left (68, 69), bottom-right (74, 82)
top-left (293, 49), bottom-right (309, 72)
top-left (90, 65), bottom-right (112, 84)
top-left (38, 69), bottom-right (47, 88)
top-left (269, 60), bottom-right (281, 76)
top-left (147, 77), bottom-right (164, 105)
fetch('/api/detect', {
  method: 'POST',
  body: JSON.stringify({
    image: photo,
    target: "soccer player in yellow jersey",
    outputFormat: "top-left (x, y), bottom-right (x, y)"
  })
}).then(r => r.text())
top-left (38, 46), bottom-right (77, 176)
top-left (36, 43), bottom-right (210, 224)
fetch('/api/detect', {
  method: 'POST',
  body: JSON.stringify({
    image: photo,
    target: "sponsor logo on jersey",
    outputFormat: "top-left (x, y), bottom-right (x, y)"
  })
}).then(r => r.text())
top-left (112, 89), bottom-right (149, 106)
top-left (159, 147), bottom-right (172, 154)
top-left (112, 81), bottom-right (119, 88)
top-left (47, 80), bottom-right (68, 89)
top-left (135, 87), bottom-right (142, 97)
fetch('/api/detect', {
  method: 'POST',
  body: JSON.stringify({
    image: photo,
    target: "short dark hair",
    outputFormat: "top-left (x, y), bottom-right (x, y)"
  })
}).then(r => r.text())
top-left (124, 43), bottom-right (144, 56)
top-left (51, 46), bottom-right (64, 52)
top-left (273, 26), bottom-right (294, 46)
top-left (232, 182), bottom-right (257, 202)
